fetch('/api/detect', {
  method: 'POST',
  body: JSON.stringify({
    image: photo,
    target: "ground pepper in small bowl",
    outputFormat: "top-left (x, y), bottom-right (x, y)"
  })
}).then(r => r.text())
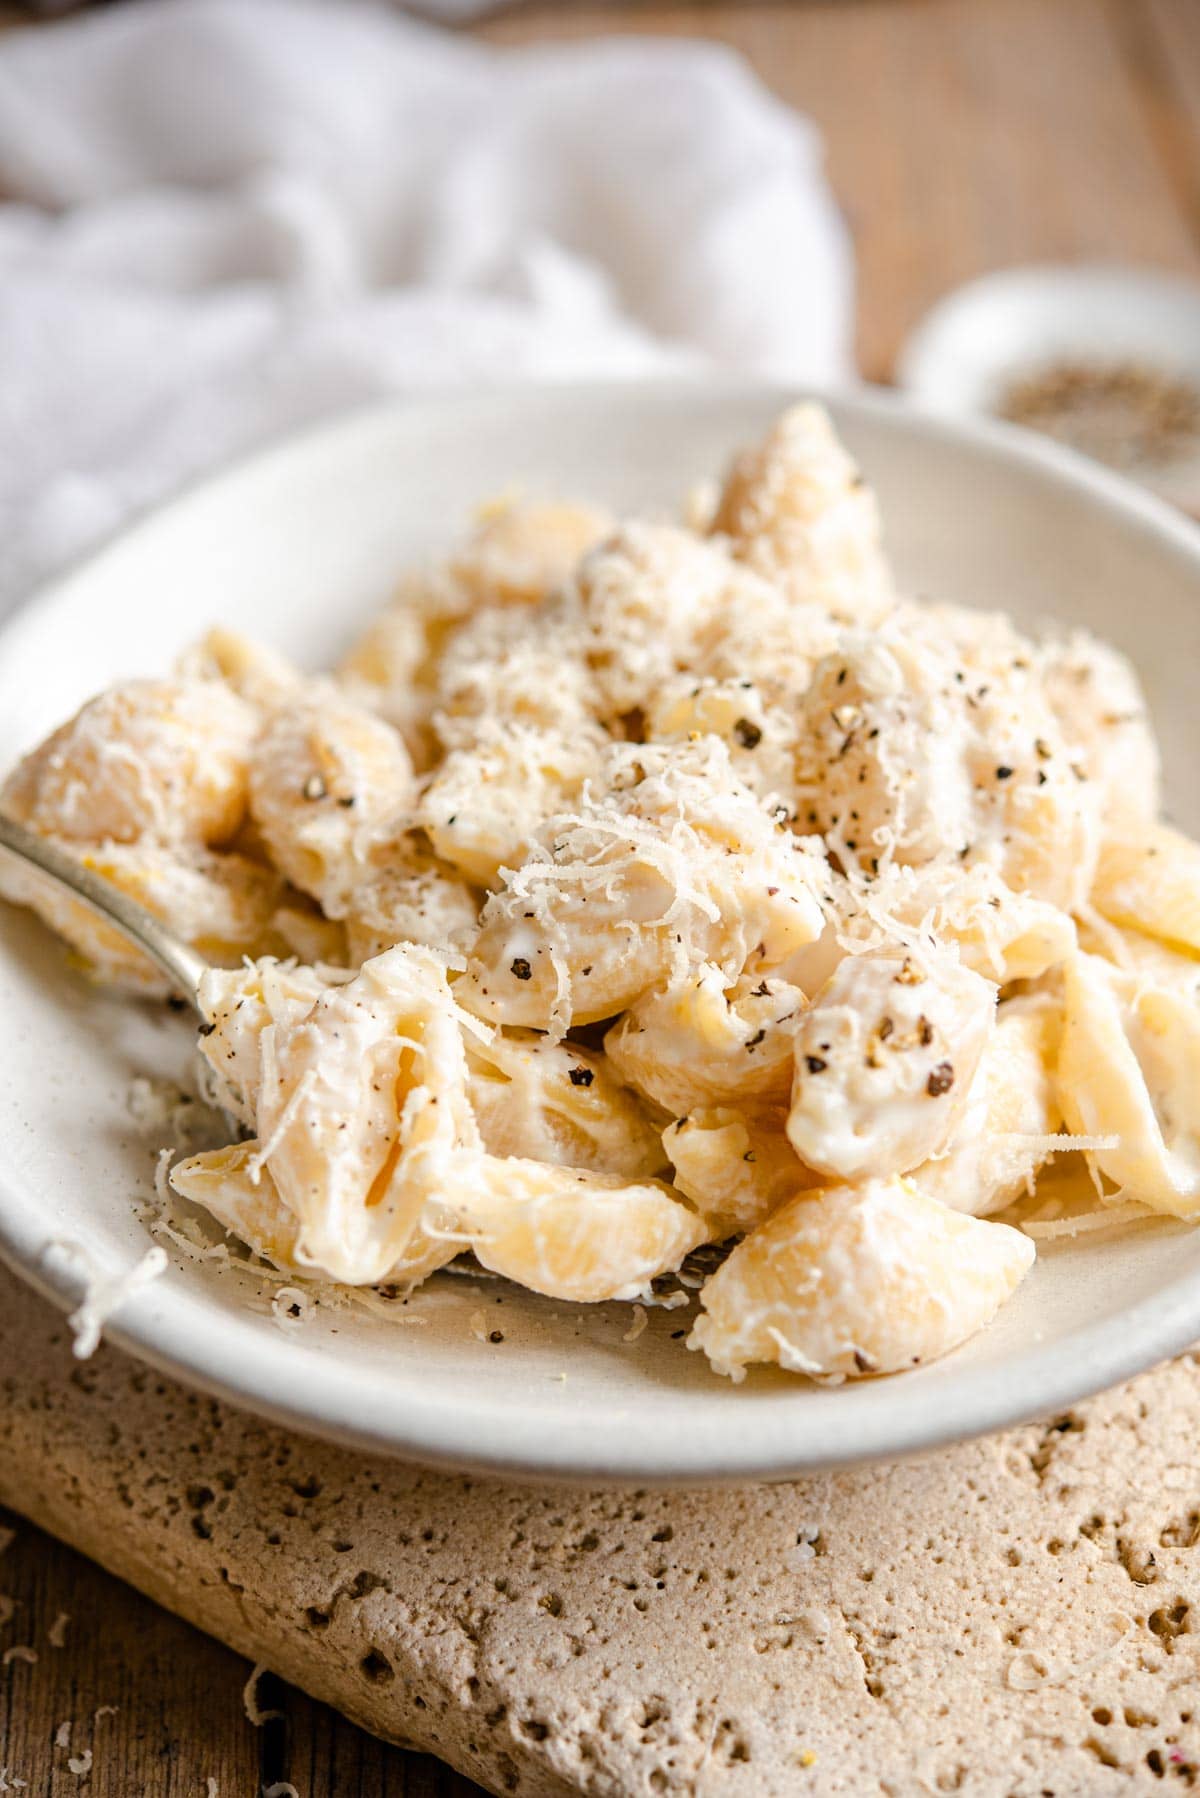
top-left (999, 357), bottom-right (1200, 477)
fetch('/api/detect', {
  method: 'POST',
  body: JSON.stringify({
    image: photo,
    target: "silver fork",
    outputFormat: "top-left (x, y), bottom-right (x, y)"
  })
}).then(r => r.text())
top-left (0, 813), bottom-right (209, 1013)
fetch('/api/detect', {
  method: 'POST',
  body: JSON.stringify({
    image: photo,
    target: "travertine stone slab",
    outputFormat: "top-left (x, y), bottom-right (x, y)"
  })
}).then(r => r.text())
top-left (0, 1264), bottom-right (1197, 1796)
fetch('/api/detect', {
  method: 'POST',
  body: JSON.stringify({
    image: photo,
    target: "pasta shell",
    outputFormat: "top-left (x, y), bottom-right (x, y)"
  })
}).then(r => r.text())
top-left (1091, 823), bottom-right (1200, 956)
top-left (462, 1159), bottom-right (705, 1302)
top-left (689, 1177), bottom-right (1034, 1380)
top-left (1055, 952), bottom-right (1200, 1217)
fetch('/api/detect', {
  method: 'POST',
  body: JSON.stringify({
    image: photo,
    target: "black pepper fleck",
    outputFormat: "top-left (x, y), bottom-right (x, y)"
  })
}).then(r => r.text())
top-left (511, 958), bottom-right (533, 981)
top-left (927, 1062), bottom-right (955, 1097)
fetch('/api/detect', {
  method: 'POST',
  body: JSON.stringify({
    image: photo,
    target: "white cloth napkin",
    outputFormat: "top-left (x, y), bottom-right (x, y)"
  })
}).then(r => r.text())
top-left (0, 0), bottom-right (853, 615)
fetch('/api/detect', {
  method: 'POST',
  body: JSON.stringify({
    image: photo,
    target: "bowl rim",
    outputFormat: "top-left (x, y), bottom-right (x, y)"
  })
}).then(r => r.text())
top-left (3, 375), bottom-right (1200, 1485)
top-left (896, 260), bottom-right (1200, 401)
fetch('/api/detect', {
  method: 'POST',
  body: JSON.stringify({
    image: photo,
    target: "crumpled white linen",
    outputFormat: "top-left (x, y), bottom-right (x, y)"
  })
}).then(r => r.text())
top-left (0, 0), bottom-right (853, 614)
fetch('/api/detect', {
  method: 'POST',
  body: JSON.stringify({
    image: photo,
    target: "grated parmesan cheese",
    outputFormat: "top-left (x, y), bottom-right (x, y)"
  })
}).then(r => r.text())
top-left (995, 1132), bottom-right (1118, 1156)
top-left (1, 1646), bottom-right (36, 1668)
top-left (66, 1750), bottom-right (92, 1778)
top-left (622, 1304), bottom-right (648, 1344)
top-left (1021, 1200), bottom-right (1158, 1241)
top-left (46, 1611), bottom-right (69, 1649)
top-left (127, 1075), bottom-right (211, 1148)
top-left (242, 1662), bottom-right (283, 1727)
top-left (46, 1241), bottom-right (169, 1360)
top-left (270, 1286), bottom-right (313, 1333)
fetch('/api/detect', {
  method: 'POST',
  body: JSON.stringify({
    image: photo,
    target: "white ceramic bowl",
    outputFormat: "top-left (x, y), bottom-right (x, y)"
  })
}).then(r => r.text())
top-left (897, 263), bottom-right (1200, 417)
top-left (1, 382), bottom-right (1200, 1485)
top-left (897, 264), bottom-right (1200, 512)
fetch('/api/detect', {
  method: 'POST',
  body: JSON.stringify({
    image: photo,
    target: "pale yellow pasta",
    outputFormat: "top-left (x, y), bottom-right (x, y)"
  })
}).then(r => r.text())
top-left (248, 688), bottom-right (413, 915)
top-left (605, 965), bottom-right (804, 1117)
top-left (711, 402), bottom-right (894, 625)
top-left (171, 1141), bottom-right (457, 1288)
top-left (781, 862), bottom-right (1076, 997)
top-left (665, 1107), bottom-right (817, 1239)
top-left (465, 1030), bottom-right (665, 1179)
top-left (861, 862), bottom-right (1077, 986)
top-left (431, 602), bottom-right (601, 752)
top-left (793, 613), bottom-right (1099, 911)
top-left (566, 522), bottom-right (778, 718)
top-left (196, 958), bottom-right (332, 1124)
top-left (418, 721), bottom-right (606, 887)
top-left (462, 1157), bottom-right (705, 1303)
top-left (250, 945), bottom-right (482, 1285)
top-left (337, 601), bottom-right (440, 762)
top-left (0, 840), bottom-right (284, 996)
top-left (337, 498), bottom-right (612, 755)
top-left (786, 944), bottom-right (995, 1182)
top-left (1, 677), bottom-right (256, 848)
top-left (691, 592), bottom-right (842, 711)
top-left (916, 995), bottom-right (1061, 1217)
top-left (7, 401), bottom-right (1190, 1382)
top-left (1090, 821), bottom-right (1200, 955)
top-left (343, 849), bottom-right (479, 965)
top-left (196, 950), bottom-right (483, 1282)
top-left (448, 496), bottom-right (615, 608)
top-left (1056, 951), bottom-right (1200, 1218)
top-left (460, 740), bottom-right (826, 1032)
top-left (270, 900), bottom-right (350, 969)
top-left (174, 627), bottom-right (300, 712)
top-left (1041, 629), bottom-right (1160, 823)
top-left (645, 675), bottom-right (798, 808)
top-left (689, 1176), bottom-right (1035, 1380)
top-left (1077, 913), bottom-right (1200, 997)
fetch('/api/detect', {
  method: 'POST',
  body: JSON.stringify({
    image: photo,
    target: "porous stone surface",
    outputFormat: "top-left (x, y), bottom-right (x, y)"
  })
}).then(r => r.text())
top-left (0, 1264), bottom-right (1198, 1796)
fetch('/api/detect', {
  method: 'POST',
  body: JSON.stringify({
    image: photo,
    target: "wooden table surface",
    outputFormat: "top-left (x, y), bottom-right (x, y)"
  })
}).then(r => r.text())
top-left (3, 0), bottom-right (1200, 1792)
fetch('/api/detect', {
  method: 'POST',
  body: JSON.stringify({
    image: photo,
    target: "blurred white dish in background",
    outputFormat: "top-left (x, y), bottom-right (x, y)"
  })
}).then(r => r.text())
top-left (2, 382), bottom-right (1200, 1483)
top-left (898, 264), bottom-right (1200, 511)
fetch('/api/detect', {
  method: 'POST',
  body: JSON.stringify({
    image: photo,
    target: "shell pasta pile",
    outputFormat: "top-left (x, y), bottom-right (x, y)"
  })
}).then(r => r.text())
top-left (4, 404), bottom-right (1197, 1383)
